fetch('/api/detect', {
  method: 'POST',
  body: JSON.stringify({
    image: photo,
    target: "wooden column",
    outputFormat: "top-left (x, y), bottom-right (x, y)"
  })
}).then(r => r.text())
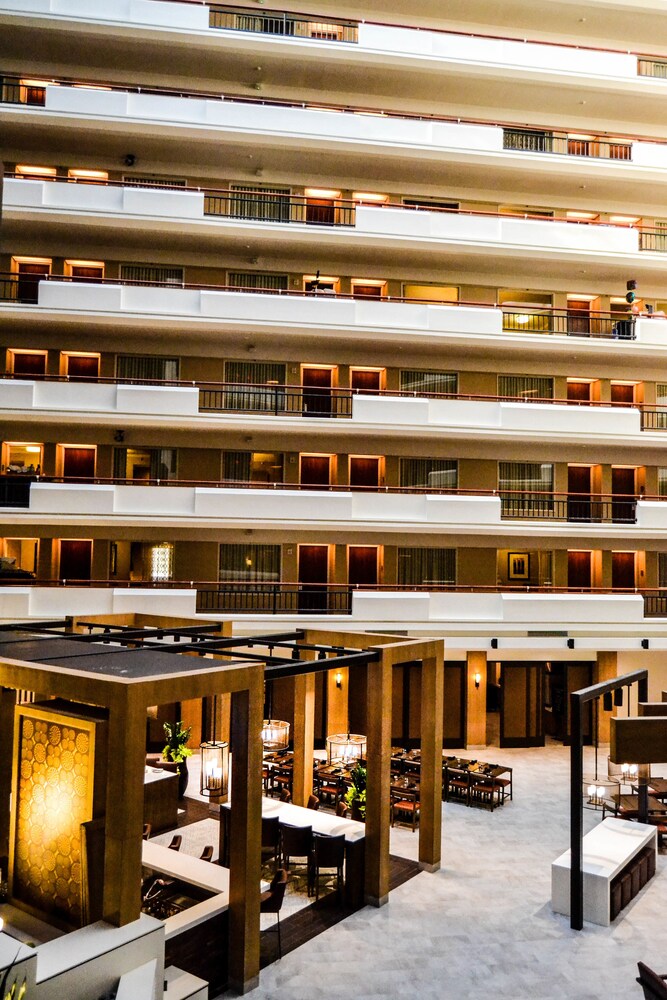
top-left (596, 651), bottom-right (617, 743)
top-left (102, 689), bottom-right (147, 926)
top-left (0, 688), bottom-right (15, 864)
top-left (466, 650), bottom-right (487, 748)
top-left (326, 666), bottom-right (348, 737)
top-left (228, 679), bottom-right (263, 994)
top-left (292, 673), bottom-right (315, 807)
top-left (364, 651), bottom-right (392, 906)
top-left (419, 649), bottom-right (444, 872)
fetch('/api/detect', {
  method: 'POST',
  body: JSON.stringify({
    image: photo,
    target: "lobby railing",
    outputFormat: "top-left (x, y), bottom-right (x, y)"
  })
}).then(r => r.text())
top-left (502, 309), bottom-right (635, 340)
top-left (208, 4), bottom-right (358, 41)
top-left (502, 129), bottom-right (632, 161)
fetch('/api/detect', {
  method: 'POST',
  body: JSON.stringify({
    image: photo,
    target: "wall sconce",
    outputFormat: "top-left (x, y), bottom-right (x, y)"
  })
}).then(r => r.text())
top-left (642, 638), bottom-right (649, 649)
top-left (614, 687), bottom-right (624, 707)
top-left (335, 670), bottom-right (343, 689)
top-left (490, 638), bottom-right (498, 649)
top-left (474, 671), bottom-right (481, 690)
top-left (603, 691), bottom-right (613, 712)
top-left (567, 638), bottom-right (575, 649)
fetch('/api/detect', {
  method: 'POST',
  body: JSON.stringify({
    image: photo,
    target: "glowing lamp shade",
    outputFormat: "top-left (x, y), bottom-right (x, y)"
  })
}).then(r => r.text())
top-left (261, 719), bottom-right (290, 751)
top-left (582, 775), bottom-right (617, 811)
top-left (200, 740), bottom-right (229, 797)
top-left (326, 732), bottom-right (367, 765)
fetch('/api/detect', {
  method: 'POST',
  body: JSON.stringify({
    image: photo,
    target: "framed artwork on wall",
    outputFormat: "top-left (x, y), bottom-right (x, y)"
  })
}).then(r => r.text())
top-left (508, 552), bottom-right (530, 580)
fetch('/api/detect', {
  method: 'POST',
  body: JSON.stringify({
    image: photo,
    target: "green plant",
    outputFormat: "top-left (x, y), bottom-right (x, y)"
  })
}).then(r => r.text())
top-left (163, 720), bottom-right (192, 764)
top-left (344, 763), bottom-right (367, 819)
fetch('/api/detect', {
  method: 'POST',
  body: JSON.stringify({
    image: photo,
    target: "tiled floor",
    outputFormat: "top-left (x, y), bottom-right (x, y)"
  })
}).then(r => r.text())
top-left (218, 744), bottom-right (667, 1000)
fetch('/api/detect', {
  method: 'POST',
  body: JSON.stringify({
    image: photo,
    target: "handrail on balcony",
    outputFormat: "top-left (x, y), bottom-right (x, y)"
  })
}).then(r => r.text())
top-left (5, 71), bottom-right (667, 150)
top-left (209, 4), bottom-right (358, 41)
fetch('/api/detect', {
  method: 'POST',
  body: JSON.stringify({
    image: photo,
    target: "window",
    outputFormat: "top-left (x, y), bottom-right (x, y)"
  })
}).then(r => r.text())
top-left (659, 552), bottom-right (667, 587)
top-left (219, 543), bottom-right (280, 581)
top-left (0, 538), bottom-right (38, 575)
top-left (498, 375), bottom-right (554, 400)
top-left (223, 451), bottom-right (283, 483)
top-left (149, 543), bottom-right (174, 582)
top-left (227, 272), bottom-right (289, 291)
top-left (119, 264), bottom-right (184, 286)
top-left (398, 548), bottom-right (455, 586)
top-left (658, 469), bottom-right (667, 497)
top-left (113, 448), bottom-right (177, 481)
top-left (499, 462), bottom-right (554, 515)
top-left (3, 443), bottom-right (42, 474)
top-left (116, 355), bottom-right (179, 382)
top-left (223, 361), bottom-right (286, 411)
top-left (400, 370), bottom-right (458, 396)
top-left (400, 459), bottom-right (457, 490)
top-left (226, 185), bottom-right (291, 222)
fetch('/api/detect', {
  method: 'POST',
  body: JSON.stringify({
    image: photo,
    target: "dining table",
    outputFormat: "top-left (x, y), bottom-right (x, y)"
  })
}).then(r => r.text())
top-left (602, 792), bottom-right (667, 820)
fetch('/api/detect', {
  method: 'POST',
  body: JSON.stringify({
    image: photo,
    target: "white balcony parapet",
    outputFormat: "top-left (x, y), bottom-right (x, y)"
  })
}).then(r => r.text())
top-left (0, 378), bottom-right (200, 416)
top-left (352, 591), bottom-right (645, 623)
top-left (352, 397), bottom-right (643, 437)
top-left (0, 0), bottom-right (209, 30)
top-left (634, 317), bottom-right (667, 345)
top-left (4, 178), bottom-right (641, 259)
top-left (0, 586), bottom-right (197, 619)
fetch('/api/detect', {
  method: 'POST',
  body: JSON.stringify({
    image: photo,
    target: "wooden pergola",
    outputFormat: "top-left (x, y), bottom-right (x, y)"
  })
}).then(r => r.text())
top-left (0, 614), bottom-right (445, 993)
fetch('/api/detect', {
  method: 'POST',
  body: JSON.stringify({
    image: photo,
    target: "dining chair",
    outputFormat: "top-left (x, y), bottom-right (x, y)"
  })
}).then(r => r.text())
top-left (261, 815), bottom-right (281, 871)
top-left (636, 961), bottom-right (667, 999)
top-left (336, 799), bottom-right (350, 817)
top-left (317, 775), bottom-right (344, 806)
top-left (279, 823), bottom-right (312, 883)
top-left (260, 868), bottom-right (288, 959)
top-left (168, 834), bottom-right (182, 851)
top-left (271, 766), bottom-right (293, 798)
top-left (309, 833), bottom-right (345, 900)
top-left (142, 823), bottom-right (152, 841)
top-left (390, 790), bottom-right (420, 831)
top-left (279, 787), bottom-right (292, 803)
top-left (307, 793), bottom-right (320, 810)
top-left (199, 845), bottom-right (214, 862)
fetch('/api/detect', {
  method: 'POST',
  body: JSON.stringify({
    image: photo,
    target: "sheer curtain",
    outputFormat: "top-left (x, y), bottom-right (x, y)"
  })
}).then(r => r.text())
top-left (398, 548), bottom-right (455, 586)
top-left (218, 543), bottom-right (281, 581)
top-left (498, 375), bottom-right (554, 400)
top-left (400, 458), bottom-right (457, 489)
top-left (499, 462), bottom-right (554, 514)
top-left (399, 370), bottom-right (458, 395)
top-left (224, 361), bottom-right (286, 411)
top-left (116, 355), bottom-right (180, 381)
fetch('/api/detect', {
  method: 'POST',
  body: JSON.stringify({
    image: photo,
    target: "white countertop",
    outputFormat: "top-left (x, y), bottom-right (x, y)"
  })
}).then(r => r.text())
top-left (552, 817), bottom-right (656, 879)
top-left (144, 766), bottom-right (178, 786)
top-left (221, 796), bottom-right (366, 844)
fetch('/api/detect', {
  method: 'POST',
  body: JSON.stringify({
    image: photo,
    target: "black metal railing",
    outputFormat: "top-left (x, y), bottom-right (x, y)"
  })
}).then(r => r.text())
top-left (644, 592), bottom-right (667, 616)
top-left (199, 383), bottom-right (354, 416)
top-left (503, 129), bottom-right (632, 160)
top-left (196, 584), bottom-right (353, 614)
top-left (208, 5), bottom-right (358, 41)
top-left (640, 410), bottom-right (667, 431)
top-left (502, 309), bottom-right (635, 340)
top-left (0, 477), bottom-right (33, 508)
top-left (204, 191), bottom-right (356, 226)
top-left (638, 58), bottom-right (667, 78)
top-left (639, 230), bottom-right (667, 252)
top-left (501, 494), bottom-right (637, 523)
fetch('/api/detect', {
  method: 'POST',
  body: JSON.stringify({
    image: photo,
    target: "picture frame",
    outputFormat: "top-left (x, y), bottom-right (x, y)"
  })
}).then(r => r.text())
top-left (508, 552), bottom-right (530, 580)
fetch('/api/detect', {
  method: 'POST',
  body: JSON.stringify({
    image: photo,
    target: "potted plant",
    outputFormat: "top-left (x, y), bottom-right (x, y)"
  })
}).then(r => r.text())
top-left (344, 763), bottom-right (366, 822)
top-left (163, 720), bottom-right (192, 799)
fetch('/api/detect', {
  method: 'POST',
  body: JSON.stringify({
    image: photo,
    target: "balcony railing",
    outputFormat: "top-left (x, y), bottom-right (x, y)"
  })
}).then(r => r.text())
top-left (0, 476), bottom-right (32, 508)
top-left (502, 309), bottom-right (635, 340)
top-left (209, 4), bottom-right (358, 42)
top-left (204, 190), bottom-right (356, 226)
top-left (503, 130), bottom-right (632, 161)
top-left (500, 493), bottom-right (637, 524)
top-left (199, 382), bottom-right (354, 416)
top-left (638, 58), bottom-right (667, 78)
top-left (638, 230), bottom-right (667, 252)
top-left (197, 582), bottom-right (353, 614)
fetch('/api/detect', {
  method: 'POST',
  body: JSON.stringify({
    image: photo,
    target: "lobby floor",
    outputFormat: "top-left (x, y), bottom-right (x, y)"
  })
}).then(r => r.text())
top-left (220, 743), bottom-right (667, 1000)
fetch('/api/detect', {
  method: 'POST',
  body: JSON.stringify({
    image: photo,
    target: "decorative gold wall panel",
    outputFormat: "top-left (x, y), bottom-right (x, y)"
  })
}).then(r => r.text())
top-left (9, 706), bottom-right (96, 928)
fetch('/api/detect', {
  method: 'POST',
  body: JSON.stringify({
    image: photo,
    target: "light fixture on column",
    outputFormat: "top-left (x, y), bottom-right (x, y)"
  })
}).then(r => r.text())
top-left (335, 670), bottom-right (343, 689)
top-left (200, 694), bottom-right (229, 798)
top-left (326, 732), bottom-right (366, 765)
top-left (474, 671), bottom-right (481, 689)
top-left (261, 718), bottom-right (290, 751)
top-left (614, 687), bottom-right (624, 707)
top-left (583, 696), bottom-right (615, 810)
top-left (603, 691), bottom-right (613, 712)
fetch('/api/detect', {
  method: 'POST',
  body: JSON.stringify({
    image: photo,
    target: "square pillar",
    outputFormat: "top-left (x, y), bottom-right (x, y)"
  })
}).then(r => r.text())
top-left (292, 673), bottom-right (315, 807)
top-left (365, 651), bottom-right (392, 906)
top-left (228, 680), bottom-right (263, 994)
top-left (0, 688), bottom-right (15, 865)
top-left (102, 691), bottom-right (147, 926)
top-left (466, 651), bottom-right (487, 748)
top-left (596, 651), bottom-right (618, 744)
top-left (419, 649), bottom-right (444, 872)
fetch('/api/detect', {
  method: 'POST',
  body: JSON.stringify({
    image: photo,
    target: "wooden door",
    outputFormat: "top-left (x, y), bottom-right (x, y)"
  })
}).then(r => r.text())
top-left (70, 265), bottom-right (104, 282)
top-left (350, 457), bottom-right (380, 488)
top-left (59, 539), bottom-right (92, 580)
top-left (17, 262), bottom-right (49, 303)
top-left (348, 546), bottom-right (378, 586)
top-left (300, 455), bottom-right (331, 488)
top-left (612, 551), bottom-right (636, 589)
top-left (500, 663), bottom-right (544, 748)
top-left (611, 467), bottom-right (636, 523)
top-left (66, 355), bottom-right (100, 379)
top-left (306, 199), bottom-right (335, 225)
top-left (12, 352), bottom-right (46, 376)
top-left (567, 299), bottom-right (591, 337)
top-left (63, 447), bottom-right (96, 480)
top-left (352, 284), bottom-right (383, 298)
top-left (610, 383), bottom-right (635, 406)
top-left (568, 466), bottom-right (591, 521)
top-left (567, 381), bottom-right (591, 402)
top-left (302, 367), bottom-right (333, 417)
top-left (568, 551), bottom-right (592, 589)
top-left (298, 544), bottom-right (329, 611)
top-left (350, 369), bottom-right (382, 393)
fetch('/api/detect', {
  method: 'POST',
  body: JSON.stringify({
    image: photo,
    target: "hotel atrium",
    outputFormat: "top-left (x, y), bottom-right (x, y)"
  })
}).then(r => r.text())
top-left (4, 0), bottom-right (667, 997)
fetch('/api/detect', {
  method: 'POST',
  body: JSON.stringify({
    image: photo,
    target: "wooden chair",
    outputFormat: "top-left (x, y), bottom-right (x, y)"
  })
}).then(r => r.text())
top-left (260, 868), bottom-right (288, 959)
top-left (200, 845), bottom-right (214, 863)
top-left (261, 815), bottom-right (281, 871)
top-left (317, 775), bottom-right (343, 806)
top-left (336, 799), bottom-right (350, 818)
top-left (390, 790), bottom-right (420, 831)
top-left (307, 793), bottom-right (320, 811)
top-left (168, 834), bottom-right (182, 851)
top-left (279, 823), bottom-right (312, 883)
top-left (279, 787), bottom-right (292, 803)
top-left (309, 833), bottom-right (345, 901)
top-left (637, 962), bottom-right (667, 999)
top-left (271, 766), bottom-right (293, 798)
top-left (142, 823), bottom-right (152, 841)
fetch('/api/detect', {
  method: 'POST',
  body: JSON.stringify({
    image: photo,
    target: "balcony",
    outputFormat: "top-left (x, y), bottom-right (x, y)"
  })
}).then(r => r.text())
top-left (208, 5), bottom-right (358, 42)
